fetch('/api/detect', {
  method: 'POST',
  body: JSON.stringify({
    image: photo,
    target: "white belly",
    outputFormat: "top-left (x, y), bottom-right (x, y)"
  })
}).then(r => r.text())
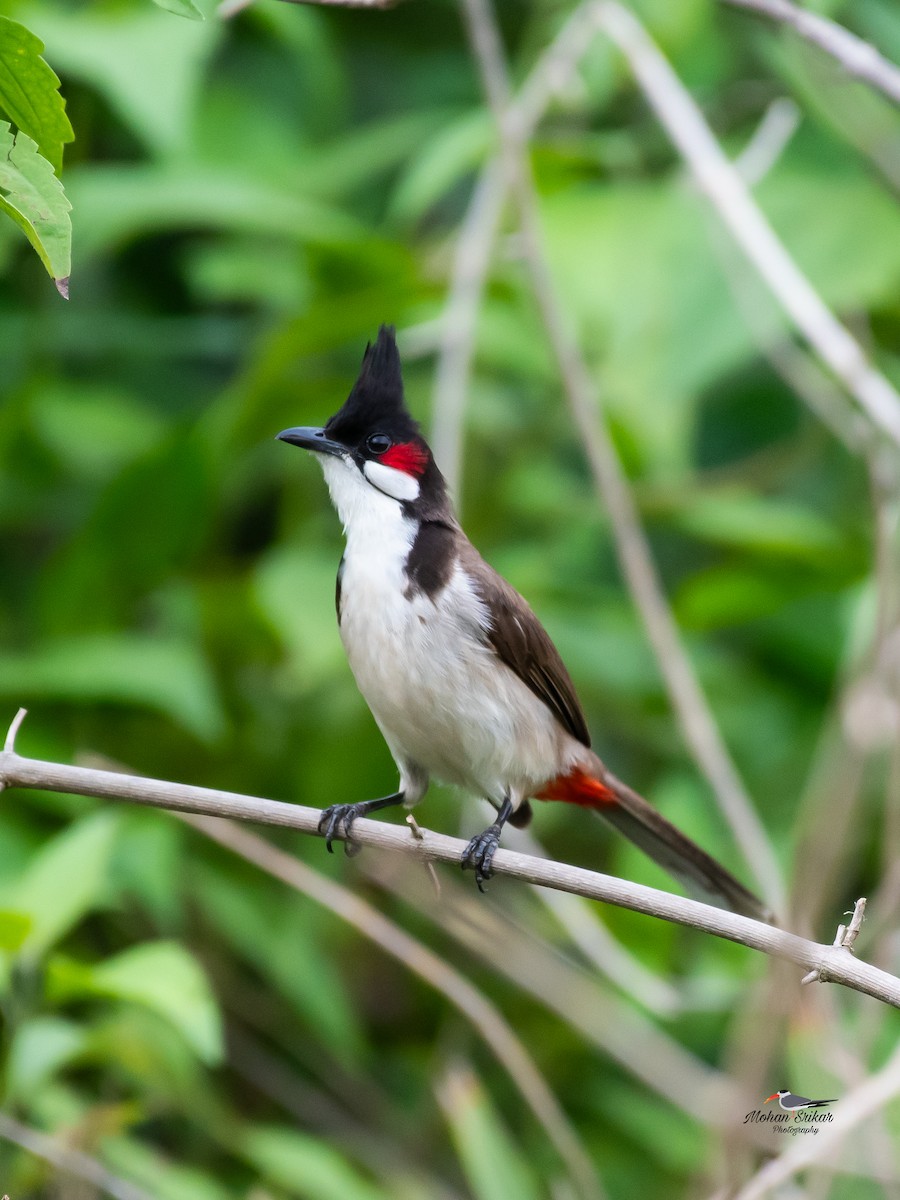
top-left (340, 564), bottom-right (573, 806)
top-left (320, 453), bottom-right (578, 807)
top-left (340, 550), bottom-right (575, 806)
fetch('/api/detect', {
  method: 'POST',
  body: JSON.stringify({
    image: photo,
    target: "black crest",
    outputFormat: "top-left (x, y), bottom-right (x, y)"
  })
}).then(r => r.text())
top-left (325, 325), bottom-right (420, 447)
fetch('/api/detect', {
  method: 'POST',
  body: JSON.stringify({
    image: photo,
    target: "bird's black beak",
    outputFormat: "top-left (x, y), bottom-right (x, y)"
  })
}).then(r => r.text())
top-left (276, 426), bottom-right (346, 458)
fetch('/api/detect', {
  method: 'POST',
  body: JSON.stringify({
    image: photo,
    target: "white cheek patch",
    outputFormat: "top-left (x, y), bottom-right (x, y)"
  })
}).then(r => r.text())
top-left (363, 459), bottom-right (421, 503)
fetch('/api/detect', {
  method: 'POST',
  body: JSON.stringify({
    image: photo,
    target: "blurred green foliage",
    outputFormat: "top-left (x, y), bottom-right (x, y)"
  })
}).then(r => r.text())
top-left (1, 0), bottom-right (900, 1195)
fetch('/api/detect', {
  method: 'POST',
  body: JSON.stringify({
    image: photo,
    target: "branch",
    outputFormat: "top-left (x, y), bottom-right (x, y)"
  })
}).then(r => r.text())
top-left (593, 0), bottom-right (900, 449)
top-left (722, 0), bottom-right (900, 109)
top-left (430, 157), bottom-right (506, 499)
top-left (0, 1112), bottom-right (156, 1200)
top-left (2, 719), bottom-right (899, 1008)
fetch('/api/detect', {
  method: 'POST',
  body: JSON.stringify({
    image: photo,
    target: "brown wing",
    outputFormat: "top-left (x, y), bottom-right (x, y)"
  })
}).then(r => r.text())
top-left (461, 545), bottom-right (591, 747)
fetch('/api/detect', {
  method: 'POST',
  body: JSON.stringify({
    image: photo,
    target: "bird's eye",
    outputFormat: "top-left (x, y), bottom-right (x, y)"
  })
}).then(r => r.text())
top-left (365, 433), bottom-right (392, 455)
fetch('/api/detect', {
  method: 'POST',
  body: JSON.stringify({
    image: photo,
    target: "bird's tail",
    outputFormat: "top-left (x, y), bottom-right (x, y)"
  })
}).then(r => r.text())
top-left (535, 758), bottom-right (771, 923)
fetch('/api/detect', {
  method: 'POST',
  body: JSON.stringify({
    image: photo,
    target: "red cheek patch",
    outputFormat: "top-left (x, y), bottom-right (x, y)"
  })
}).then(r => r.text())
top-left (380, 441), bottom-right (429, 477)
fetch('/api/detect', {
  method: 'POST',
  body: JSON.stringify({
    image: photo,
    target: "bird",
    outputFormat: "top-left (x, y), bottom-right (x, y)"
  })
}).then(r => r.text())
top-left (764, 1090), bottom-right (837, 1117)
top-left (277, 324), bottom-right (769, 921)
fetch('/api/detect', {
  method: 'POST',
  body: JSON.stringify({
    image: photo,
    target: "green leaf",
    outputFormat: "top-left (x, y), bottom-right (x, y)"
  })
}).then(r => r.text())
top-left (5, 1016), bottom-right (86, 1101)
top-left (151, 0), bottom-right (204, 22)
top-left (0, 633), bottom-right (226, 743)
top-left (68, 164), bottom-right (362, 262)
top-left (437, 1064), bottom-right (541, 1200)
top-left (675, 566), bottom-right (805, 631)
top-left (243, 1126), bottom-right (389, 1200)
top-left (673, 490), bottom-right (844, 563)
top-left (22, 6), bottom-right (221, 158)
top-left (194, 866), bottom-right (365, 1063)
top-left (0, 120), bottom-right (71, 291)
top-left (0, 909), bottom-right (32, 951)
top-left (389, 109), bottom-right (491, 222)
top-left (102, 1134), bottom-right (232, 1200)
top-left (254, 547), bottom-right (346, 696)
top-left (7, 811), bottom-right (121, 957)
top-left (0, 16), bottom-right (74, 173)
top-left (85, 941), bottom-right (223, 1065)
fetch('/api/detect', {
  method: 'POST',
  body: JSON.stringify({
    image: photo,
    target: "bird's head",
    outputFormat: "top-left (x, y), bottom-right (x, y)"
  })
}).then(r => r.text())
top-left (277, 325), bottom-right (447, 519)
top-left (764, 1091), bottom-right (789, 1103)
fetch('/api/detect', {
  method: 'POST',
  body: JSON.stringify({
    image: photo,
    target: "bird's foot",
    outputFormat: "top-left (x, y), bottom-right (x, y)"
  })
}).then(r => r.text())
top-left (461, 823), bottom-right (502, 892)
top-left (317, 792), bottom-right (406, 857)
top-left (317, 804), bottom-right (368, 856)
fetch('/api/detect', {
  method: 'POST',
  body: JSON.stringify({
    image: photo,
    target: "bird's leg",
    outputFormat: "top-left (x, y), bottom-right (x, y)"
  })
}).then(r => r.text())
top-left (318, 792), bottom-right (405, 856)
top-left (461, 796), bottom-right (514, 892)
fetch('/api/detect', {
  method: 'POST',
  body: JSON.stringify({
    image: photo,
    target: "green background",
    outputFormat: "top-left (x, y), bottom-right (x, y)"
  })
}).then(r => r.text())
top-left (1, 0), bottom-right (900, 1195)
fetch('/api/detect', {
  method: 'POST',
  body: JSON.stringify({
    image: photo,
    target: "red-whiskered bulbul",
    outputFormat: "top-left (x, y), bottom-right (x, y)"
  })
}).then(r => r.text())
top-left (277, 325), bottom-right (768, 921)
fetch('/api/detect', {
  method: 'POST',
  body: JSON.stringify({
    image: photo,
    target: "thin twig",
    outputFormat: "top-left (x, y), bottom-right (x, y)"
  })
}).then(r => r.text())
top-left (512, 827), bottom-right (682, 1016)
top-left (430, 158), bottom-right (506, 499)
top-left (2, 739), bottom-right (899, 1006)
top-left (593, 0), bottom-right (900, 448)
top-left (840, 896), bottom-right (867, 951)
top-left (731, 97), bottom-right (801, 186)
top-left (0, 1112), bottom-right (156, 1200)
top-left (3, 705), bottom-right (27, 755)
top-left (458, 0), bottom-right (785, 911)
top-left (510, 0), bottom-right (602, 139)
top-left (722, 0), bottom-right (900, 109)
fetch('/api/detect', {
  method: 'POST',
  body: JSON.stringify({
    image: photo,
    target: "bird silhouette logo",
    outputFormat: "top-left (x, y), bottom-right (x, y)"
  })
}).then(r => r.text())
top-left (764, 1089), bottom-right (837, 1119)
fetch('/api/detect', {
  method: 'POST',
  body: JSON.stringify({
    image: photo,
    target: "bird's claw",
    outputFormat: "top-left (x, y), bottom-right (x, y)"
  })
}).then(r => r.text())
top-left (461, 824), bottom-right (502, 892)
top-left (318, 804), bottom-right (366, 855)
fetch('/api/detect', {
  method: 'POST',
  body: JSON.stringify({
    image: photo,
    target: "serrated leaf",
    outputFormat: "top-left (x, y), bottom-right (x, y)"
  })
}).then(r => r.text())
top-left (0, 16), bottom-right (73, 174)
top-left (0, 120), bottom-right (71, 289)
top-left (151, 0), bottom-right (204, 21)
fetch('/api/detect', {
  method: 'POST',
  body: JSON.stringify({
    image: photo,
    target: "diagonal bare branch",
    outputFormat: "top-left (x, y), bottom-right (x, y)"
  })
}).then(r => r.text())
top-left (430, 158), bottom-right (506, 499)
top-left (594, 0), bottom-right (900, 448)
top-left (0, 1113), bottom-right (156, 1200)
top-left (722, 0), bottom-right (900, 109)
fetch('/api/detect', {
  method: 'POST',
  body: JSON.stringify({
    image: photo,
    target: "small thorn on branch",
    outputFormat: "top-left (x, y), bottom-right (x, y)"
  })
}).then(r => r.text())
top-left (801, 897), bottom-right (867, 985)
top-left (407, 814), bottom-right (442, 896)
top-left (839, 897), bottom-right (866, 951)
top-left (3, 707), bottom-right (28, 755)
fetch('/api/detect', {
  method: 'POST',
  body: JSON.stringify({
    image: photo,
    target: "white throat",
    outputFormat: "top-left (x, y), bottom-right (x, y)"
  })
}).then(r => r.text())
top-left (319, 455), bottom-right (415, 560)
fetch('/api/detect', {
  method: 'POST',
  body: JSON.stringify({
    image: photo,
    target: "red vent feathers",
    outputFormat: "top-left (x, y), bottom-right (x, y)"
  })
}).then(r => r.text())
top-left (536, 770), bottom-right (616, 808)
